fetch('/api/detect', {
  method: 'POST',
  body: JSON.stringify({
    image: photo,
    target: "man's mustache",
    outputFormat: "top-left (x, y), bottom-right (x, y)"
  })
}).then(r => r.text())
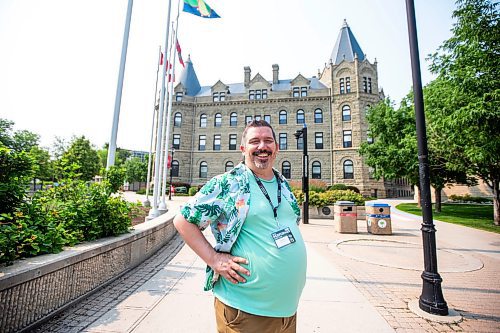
top-left (252, 149), bottom-right (272, 156)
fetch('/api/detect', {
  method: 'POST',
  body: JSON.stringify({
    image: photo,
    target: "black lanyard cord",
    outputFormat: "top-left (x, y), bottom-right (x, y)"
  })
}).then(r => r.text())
top-left (251, 170), bottom-right (281, 219)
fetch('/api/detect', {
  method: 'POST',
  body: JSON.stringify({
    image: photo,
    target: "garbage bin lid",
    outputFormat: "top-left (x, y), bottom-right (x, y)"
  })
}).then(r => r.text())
top-left (335, 200), bottom-right (355, 205)
top-left (365, 202), bottom-right (390, 207)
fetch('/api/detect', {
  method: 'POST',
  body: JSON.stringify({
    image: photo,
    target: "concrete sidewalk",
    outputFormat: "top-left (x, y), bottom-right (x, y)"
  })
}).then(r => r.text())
top-left (35, 196), bottom-right (499, 332)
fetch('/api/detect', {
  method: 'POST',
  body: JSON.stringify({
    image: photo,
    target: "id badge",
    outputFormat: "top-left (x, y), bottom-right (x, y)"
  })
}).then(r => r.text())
top-left (271, 227), bottom-right (296, 249)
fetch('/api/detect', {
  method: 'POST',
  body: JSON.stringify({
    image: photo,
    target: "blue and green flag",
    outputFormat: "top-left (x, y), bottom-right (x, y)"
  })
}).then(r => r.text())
top-left (183, 0), bottom-right (220, 18)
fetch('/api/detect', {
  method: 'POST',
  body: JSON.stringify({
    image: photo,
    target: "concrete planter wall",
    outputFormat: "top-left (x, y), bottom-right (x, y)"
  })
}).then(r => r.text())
top-left (0, 213), bottom-right (177, 333)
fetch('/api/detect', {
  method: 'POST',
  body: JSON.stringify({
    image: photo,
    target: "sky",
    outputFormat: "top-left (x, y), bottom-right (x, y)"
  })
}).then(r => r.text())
top-left (0, 0), bottom-right (457, 152)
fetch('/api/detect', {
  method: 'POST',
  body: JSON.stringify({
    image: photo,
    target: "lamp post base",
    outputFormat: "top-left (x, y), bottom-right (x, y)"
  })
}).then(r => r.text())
top-left (419, 271), bottom-right (448, 315)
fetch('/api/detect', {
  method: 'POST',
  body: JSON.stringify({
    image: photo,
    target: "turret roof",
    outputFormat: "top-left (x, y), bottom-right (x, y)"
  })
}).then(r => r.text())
top-left (330, 19), bottom-right (365, 65)
top-left (178, 55), bottom-right (201, 96)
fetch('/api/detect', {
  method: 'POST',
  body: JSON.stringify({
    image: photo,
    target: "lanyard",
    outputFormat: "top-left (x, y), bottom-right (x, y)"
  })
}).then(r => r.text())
top-left (251, 170), bottom-right (281, 220)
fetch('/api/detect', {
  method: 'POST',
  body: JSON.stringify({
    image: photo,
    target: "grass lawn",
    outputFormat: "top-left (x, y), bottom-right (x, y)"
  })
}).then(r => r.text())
top-left (396, 203), bottom-right (499, 234)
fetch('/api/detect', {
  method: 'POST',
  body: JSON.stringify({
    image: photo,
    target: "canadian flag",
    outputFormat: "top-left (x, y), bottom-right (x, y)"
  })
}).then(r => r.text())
top-left (176, 39), bottom-right (185, 68)
top-left (167, 154), bottom-right (172, 168)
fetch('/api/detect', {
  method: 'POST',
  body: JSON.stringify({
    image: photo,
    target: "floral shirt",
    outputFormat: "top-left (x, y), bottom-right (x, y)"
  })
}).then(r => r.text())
top-left (180, 162), bottom-right (301, 290)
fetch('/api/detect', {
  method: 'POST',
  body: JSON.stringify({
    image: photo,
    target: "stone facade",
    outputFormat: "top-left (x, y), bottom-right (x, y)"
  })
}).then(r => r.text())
top-left (166, 22), bottom-right (413, 198)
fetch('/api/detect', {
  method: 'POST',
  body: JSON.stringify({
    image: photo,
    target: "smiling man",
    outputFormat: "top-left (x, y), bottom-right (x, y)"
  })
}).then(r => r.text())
top-left (174, 120), bottom-right (307, 333)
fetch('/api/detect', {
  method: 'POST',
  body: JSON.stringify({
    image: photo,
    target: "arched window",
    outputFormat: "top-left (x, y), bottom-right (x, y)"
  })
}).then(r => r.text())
top-left (199, 161), bottom-right (208, 178)
top-left (230, 112), bottom-right (238, 126)
top-left (171, 160), bottom-right (179, 177)
top-left (214, 113), bottom-right (222, 127)
top-left (174, 112), bottom-right (182, 127)
top-left (225, 161), bottom-right (234, 172)
top-left (314, 109), bottom-right (323, 123)
top-left (312, 161), bottom-right (321, 179)
top-left (342, 105), bottom-right (351, 121)
top-left (296, 109), bottom-right (305, 124)
top-left (282, 161), bottom-right (291, 179)
top-left (343, 160), bottom-right (354, 179)
top-left (200, 114), bottom-right (207, 128)
top-left (279, 110), bottom-right (287, 124)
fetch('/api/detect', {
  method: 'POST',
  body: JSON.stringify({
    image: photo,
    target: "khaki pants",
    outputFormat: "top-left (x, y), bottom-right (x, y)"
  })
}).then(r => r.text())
top-left (214, 297), bottom-right (297, 333)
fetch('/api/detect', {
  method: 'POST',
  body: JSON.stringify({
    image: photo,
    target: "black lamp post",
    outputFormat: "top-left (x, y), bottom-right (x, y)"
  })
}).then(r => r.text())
top-left (168, 148), bottom-right (175, 201)
top-left (294, 124), bottom-right (309, 224)
top-left (405, 0), bottom-right (448, 315)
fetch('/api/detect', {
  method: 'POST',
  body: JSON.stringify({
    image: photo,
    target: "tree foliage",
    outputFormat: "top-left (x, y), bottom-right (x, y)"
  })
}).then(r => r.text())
top-left (429, 0), bottom-right (500, 223)
top-left (60, 136), bottom-right (100, 181)
top-left (124, 157), bottom-right (148, 183)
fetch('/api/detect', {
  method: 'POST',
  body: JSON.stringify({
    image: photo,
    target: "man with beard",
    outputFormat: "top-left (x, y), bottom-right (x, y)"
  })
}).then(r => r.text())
top-left (174, 120), bottom-right (307, 333)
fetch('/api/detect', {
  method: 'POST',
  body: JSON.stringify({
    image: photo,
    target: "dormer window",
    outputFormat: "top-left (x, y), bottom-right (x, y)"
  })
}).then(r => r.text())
top-left (301, 87), bottom-right (307, 97)
top-left (292, 86), bottom-right (308, 98)
top-left (212, 92), bottom-right (226, 102)
top-left (175, 92), bottom-right (183, 102)
top-left (249, 89), bottom-right (267, 100)
top-left (293, 87), bottom-right (300, 97)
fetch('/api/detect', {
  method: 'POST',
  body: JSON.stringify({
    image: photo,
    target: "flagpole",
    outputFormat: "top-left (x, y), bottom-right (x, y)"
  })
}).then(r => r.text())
top-left (107, 0), bottom-right (133, 168)
top-left (144, 45), bottom-right (162, 208)
top-left (158, 22), bottom-right (176, 212)
top-left (148, 0), bottom-right (173, 219)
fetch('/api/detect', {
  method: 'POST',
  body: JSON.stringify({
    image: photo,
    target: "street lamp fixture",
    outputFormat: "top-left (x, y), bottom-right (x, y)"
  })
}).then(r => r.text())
top-left (294, 124), bottom-right (309, 224)
top-left (405, 0), bottom-right (448, 315)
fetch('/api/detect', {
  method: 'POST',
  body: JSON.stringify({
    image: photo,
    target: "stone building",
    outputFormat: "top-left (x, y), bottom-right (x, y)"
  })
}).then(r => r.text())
top-left (168, 20), bottom-right (413, 198)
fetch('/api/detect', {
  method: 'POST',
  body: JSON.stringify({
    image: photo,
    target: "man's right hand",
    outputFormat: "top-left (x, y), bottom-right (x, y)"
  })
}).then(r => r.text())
top-left (211, 252), bottom-right (250, 284)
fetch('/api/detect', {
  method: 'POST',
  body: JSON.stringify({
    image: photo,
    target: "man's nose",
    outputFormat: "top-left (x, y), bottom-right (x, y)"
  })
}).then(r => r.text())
top-left (257, 140), bottom-right (267, 149)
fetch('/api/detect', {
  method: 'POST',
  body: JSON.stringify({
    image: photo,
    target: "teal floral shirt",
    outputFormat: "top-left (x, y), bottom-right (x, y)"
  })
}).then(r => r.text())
top-left (180, 163), bottom-right (301, 290)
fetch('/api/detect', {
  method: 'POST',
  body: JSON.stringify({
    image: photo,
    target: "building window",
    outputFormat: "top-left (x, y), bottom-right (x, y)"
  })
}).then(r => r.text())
top-left (363, 77), bottom-right (368, 93)
top-left (282, 161), bottom-right (291, 179)
top-left (171, 160), bottom-right (179, 177)
top-left (296, 109), bottom-right (305, 124)
top-left (212, 92), bottom-right (219, 102)
top-left (249, 89), bottom-right (267, 100)
top-left (212, 92), bottom-right (226, 102)
top-left (343, 160), bottom-right (354, 179)
top-left (301, 87), bottom-right (307, 97)
top-left (200, 114), bottom-right (207, 128)
top-left (230, 112), bottom-right (238, 126)
top-left (220, 92), bottom-right (226, 101)
top-left (279, 133), bottom-right (287, 150)
top-left (199, 161), bottom-right (208, 178)
top-left (368, 78), bottom-right (372, 94)
top-left (213, 134), bottom-right (221, 151)
top-left (297, 136), bottom-right (303, 150)
top-left (343, 130), bottom-right (352, 148)
top-left (199, 135), bottom-right (206, 151)
top-left (342, 105), bottom-right (351, 121)
top-left (174, 112), bottom-right (182, 127)
top-left (312, 161), bottom-right (321, 179)
top-left (264, 115), bottom-right (271, 123)
top-left (346, 77), bottom-right (351, 93)
top-left (245, 115), bottom-right (253, 124)
top-left (365, 104), bottom-right (371, 116)
top-left (175, 92), bottom-right (183, 102)
top-left (229, 134), bottom-right (237, 150)
top-left (315, 132), bottom-right (323, 149)
top-left (314, 109), bottom-right (323, 123)
top-left (255, 115), bottom-right (261, 121)
top-left (225, 161), bottom-right (234, 172)
top-left (173, 134), bottom-right (181, 149)
top-left (293, 87), bottom-right (300, 97)
top-left (340, 78), bottom-right (345, 94)
top-left (279, 110), bottom-right (287, 124)
top-left (214, 113), bottom-right (222, 127)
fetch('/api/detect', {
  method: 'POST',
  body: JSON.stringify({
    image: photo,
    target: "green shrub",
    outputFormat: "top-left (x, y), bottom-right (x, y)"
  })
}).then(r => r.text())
top-left (0, 146), bottom-right (33, 215)
top-left (0, 180), bottom-right (133, 265)
top-left (136, 188), bottom-right (153, 195)
top-left (103, 165), bottom-right (125, 193)
top-left (292, 189), bottom-right (365, 206)
top-left (188, 187), bottom-right (198, 196)
top-left (448, 194), bottom-right (492, 204)
top-left (328, 183), bottom-right (348, 191)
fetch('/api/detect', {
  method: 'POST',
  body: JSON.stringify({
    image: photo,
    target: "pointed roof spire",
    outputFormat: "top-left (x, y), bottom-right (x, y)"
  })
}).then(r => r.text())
top-left (179, 54), bottom-right (201, 96)
top-left (330, 20), bottom-right (365, 65)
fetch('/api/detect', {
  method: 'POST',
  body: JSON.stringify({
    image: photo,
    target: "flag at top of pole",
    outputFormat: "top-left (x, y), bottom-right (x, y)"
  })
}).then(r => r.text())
top-left (183, 0), bottom-right (220, 18)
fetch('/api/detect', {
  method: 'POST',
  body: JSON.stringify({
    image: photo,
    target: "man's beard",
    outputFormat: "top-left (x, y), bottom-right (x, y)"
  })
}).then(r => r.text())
top-left (251, 149), bottom-right (273, 169)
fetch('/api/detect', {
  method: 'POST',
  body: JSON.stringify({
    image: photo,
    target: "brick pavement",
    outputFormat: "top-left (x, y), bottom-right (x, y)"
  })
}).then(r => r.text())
top-left (301, 209), bottom-right (500, 333)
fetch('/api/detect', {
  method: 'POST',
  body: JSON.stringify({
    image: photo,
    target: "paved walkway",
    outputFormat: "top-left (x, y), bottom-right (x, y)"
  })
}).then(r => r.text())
top-left (33, 196), bottom-right (500, 333)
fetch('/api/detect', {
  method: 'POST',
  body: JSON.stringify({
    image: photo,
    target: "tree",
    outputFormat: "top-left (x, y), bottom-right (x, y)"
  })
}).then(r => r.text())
top-left (124, 157), bottom-right (148, 183)
top-left (429, 0), bottom-right (500, 224)
top-left (29, 146), bottom-right (53, 183)
top-left (60, 136), bottom-right (100, 181)
top-left (99, 143), bottom-right (131, 169)
top-left (0, 118), bottom-right (40, 153)
top-left (0, 146), bottom-right (33, 215)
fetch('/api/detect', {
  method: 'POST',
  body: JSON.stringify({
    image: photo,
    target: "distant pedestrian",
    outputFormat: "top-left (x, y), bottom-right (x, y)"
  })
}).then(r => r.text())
top-left (174, 120), bottom-right (307, 332)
